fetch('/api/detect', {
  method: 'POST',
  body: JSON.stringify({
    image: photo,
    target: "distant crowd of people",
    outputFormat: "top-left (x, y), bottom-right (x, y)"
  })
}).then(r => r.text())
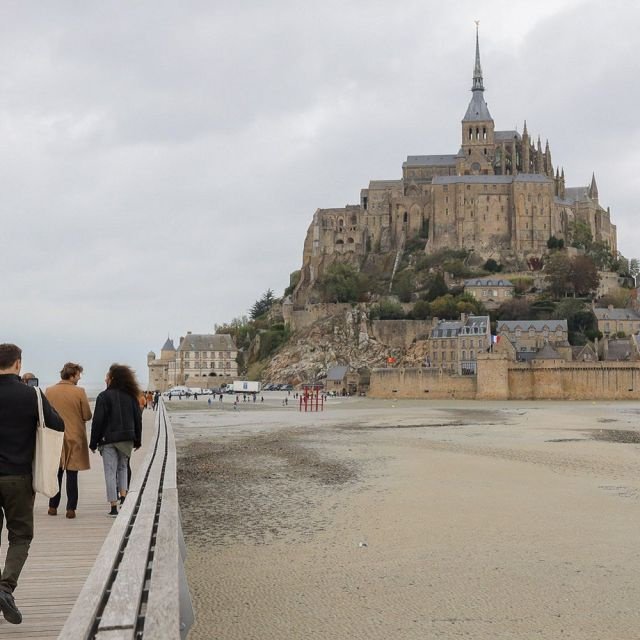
top-left (0, 343), bottom-right (145, 625)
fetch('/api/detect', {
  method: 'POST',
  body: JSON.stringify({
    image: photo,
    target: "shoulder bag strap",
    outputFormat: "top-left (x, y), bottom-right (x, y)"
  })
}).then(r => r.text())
top-left (34, 387), bottom-right (45, 429)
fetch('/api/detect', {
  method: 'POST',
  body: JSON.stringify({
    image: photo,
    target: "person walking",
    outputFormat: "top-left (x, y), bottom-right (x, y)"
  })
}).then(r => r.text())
top-left (45, 362), bottom-right (92, 519)
top-left (90, 364), bottom-right (142, 518)
top-left (0, 344), bottom-right (64, 624)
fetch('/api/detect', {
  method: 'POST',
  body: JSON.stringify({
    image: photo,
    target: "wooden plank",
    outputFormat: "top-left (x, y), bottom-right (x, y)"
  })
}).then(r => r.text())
top-left (142, 489), bottom-right (180, 639)
top-left (96, 416), bottom-right (166, 632)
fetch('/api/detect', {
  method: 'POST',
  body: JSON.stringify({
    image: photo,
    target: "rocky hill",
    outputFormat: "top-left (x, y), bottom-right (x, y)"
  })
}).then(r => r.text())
top-left (262, 306), bottom-right (429, 385)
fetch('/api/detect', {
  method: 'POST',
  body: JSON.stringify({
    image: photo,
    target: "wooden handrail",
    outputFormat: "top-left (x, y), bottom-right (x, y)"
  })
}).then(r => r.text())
top-left (58, 400), bottom-right (193, 639)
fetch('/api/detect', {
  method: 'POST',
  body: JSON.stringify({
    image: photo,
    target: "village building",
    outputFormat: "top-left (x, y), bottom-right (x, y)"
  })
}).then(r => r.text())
top-left (496, 319), bottom-right (571, 361)
top-left (593, 306), bottom-right (640, 337)
top-left (147, 332), bottom-right (238, 391)
top-left (325, 365), bottom-right (360, 395)
top-left (464, 277), bottom-right (514, 309)
top-left (425, 314), bottom-right (491, 374)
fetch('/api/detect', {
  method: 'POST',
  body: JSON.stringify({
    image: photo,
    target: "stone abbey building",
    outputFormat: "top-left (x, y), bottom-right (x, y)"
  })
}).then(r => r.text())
top-left (295, 28), bottom-right (617, 298)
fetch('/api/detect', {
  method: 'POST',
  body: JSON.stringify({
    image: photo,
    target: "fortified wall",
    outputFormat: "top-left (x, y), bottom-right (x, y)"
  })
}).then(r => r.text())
top-left (369, 354), bottom-right (640, 400)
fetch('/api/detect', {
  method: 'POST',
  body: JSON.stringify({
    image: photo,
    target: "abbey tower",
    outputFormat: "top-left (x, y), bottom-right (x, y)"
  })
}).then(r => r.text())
top-left (294, 27), bottom-right (616, 302)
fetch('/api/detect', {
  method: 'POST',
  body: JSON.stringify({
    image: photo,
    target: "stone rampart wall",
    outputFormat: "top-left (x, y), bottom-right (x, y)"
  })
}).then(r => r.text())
top-left (368, 368), bottom-right (476, 399)
top-left (370, 358), bottom-right (640, 401)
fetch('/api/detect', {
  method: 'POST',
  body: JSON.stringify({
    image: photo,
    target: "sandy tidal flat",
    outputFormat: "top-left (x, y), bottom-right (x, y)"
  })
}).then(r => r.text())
top-left (170, 396), bottom-right (640, 639)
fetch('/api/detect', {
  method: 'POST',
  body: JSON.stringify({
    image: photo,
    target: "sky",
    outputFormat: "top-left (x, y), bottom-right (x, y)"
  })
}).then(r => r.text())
top-left (1, 0), bottom-right (638, 388)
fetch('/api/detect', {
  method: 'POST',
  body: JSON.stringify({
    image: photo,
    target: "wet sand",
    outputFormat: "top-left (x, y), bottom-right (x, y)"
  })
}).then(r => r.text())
top-left (170, 395), bottom-right (640, 639)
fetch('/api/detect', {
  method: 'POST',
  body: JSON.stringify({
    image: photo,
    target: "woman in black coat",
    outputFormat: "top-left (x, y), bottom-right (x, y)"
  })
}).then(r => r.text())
top-left (90, 364), bottom-right (142, 517)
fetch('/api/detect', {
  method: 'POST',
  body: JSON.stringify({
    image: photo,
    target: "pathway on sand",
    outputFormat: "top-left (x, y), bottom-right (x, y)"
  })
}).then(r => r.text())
top-left (0, 408), bottom-right (155, 639)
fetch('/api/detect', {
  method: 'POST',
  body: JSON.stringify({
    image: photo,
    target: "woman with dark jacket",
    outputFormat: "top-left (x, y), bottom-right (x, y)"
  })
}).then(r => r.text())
top-left (90, 364), bottom-right (142, 517)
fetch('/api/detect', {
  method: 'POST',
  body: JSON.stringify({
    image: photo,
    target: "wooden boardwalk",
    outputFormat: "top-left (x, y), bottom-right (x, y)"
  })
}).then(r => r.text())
top-left (0, 409), bottom-right (156, 639)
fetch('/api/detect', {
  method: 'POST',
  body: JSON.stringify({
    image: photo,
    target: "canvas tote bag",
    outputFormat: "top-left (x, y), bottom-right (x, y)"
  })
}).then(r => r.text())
top-left (32, 387), bottom-right (64, 497)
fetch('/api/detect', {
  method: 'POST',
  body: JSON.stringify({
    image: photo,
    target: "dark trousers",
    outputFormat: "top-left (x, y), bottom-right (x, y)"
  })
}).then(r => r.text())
top-left (0, 474), bottom-right (34, 593)
top-left (49, 468), bottom-right (79, 511)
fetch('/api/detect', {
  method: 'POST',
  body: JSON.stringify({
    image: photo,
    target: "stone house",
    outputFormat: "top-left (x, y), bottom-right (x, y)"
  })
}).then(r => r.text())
top-left (496, 319), bottom-right (571, 361)
top-left (464, 277), bottom-right (514, 309)
top-left (425, 314), bottom-right (491, 374)
top-left (593, 306), bottom-right (640, 337)
top-left (148, 332), bottom-right (238, 390)
top-left (325, 365), bottom-right (359, 395)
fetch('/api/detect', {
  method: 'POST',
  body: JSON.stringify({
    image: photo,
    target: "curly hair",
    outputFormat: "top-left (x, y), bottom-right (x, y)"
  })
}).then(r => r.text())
top-left (107, 363), bottom-right (141, 399)
top-left (60, 362), bottom-right (83, 380)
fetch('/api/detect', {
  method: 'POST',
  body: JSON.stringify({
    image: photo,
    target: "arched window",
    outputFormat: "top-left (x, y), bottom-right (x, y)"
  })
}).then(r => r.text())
top-left (403, 211), bottom-right (408, 223)
top-left (351, 215), bottom-right (357, 225)
top-left (347, 237), bottom-right (355, 244)
top-left (476, 127), bottom-right (480, 139)
top-left (338, 218), bottom-right (344, 230)
top-left (483, 127), bottom-right (487, 140)
top-left (468, 128), bottom-right (473, 140)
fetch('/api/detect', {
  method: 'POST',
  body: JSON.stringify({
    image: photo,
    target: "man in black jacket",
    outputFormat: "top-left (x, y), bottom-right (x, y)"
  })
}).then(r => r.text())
top-left (0, 344), bottom-right (64, 624)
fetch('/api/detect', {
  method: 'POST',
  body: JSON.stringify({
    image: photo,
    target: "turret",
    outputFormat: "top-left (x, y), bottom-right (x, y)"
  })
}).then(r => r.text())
top-left (588, 172), bottom-right (599, 203)
top-left (522, 121), bottom-right (530, 172)
top-left (544, 140), bottom-right (553, 177)
top-left (560, 168), bottom-right (566, 199)
top-left (460, 23), bottom-right (495, 174)
top-left (535, 136), bottom-right (544, 173)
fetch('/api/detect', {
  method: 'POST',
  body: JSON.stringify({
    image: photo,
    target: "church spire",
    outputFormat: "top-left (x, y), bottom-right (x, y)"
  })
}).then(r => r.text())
top-left (589, 172), bottom-right (599, 202)
top-left (472, 21), bottom-right (484, 92)
top-left (462, 22), bottom-right (492, 122)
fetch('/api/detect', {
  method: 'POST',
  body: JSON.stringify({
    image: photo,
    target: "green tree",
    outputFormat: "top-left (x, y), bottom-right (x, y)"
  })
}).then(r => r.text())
top-left (369, 300), bottom-right (405, 320)
top-left (570, 255), bottom-right (599, 296)
top-left (547, 236), bottom-right (565, 250)
top-left (424, 273), bottom-right (449, 301)
top-left (409, 300), bottom-right (431, 320)
top-left (569, 220), bottom-right (593, 251)
top-left (249, 289), bottom-right (276, 320)
top-left (391, 270), bottom-right (414, 303)
top-left (545, 252), bottom-right (573, 298)
top-left (318, 263), bottom-right (368, 303)
top-left (483, 258), bottom-right (502, 273)
top-left (496, 297), bottom-right (532, 320)
top-left (429, 294), bottom-right (459, 319)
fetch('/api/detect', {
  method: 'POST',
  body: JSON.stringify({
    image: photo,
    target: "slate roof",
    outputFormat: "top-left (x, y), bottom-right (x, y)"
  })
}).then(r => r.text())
top-left (572, 344), bottom-right (597, 360)
top-left (534, 343), bottom-right (562, 360)
top-left (564, 187), bottom-right (589, 202)
top-left (464, 278), bottom-right (513, 287)
top-left (606, 339), bottom-right (632, 361)
top-left (327, 365), bottom-right (349, 381)
top-left (593, 308), bottom-right (640, 321)
top-left (431, 321), bottom-right (463, 338)
top-left (403, 155), bottom-right (458, 167)
top-left (463, 91), bottom-right (493, 121)
top-left (161, 337), bottom-right (176, 351)
top-left (431, 315), bottom-right (489, 338)
top-left (494, 130), bottom-right (520, 141)
top-left (513, 173), bottom-right (553, 183)
top-left (498, 320), bottom-right (568, 333)
top-left (433, 175), bottom-right (513, 185)
top-left (177, 333), bottom-right (236, 352)
top-left (368, 180), bottom-right (403, 189)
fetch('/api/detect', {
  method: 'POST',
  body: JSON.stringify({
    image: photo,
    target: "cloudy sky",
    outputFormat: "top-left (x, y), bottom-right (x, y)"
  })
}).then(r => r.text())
top-left (1, 0), bottom-right (637, 387)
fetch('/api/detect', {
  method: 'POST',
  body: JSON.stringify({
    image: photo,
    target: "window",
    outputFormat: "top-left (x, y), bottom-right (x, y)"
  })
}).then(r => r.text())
top-left (471, 350), bottom-right (475, 359)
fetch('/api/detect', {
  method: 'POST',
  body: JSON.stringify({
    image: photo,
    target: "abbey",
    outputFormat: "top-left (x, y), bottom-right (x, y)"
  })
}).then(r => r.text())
top-left (296, 28), bottom-right (616, 297)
